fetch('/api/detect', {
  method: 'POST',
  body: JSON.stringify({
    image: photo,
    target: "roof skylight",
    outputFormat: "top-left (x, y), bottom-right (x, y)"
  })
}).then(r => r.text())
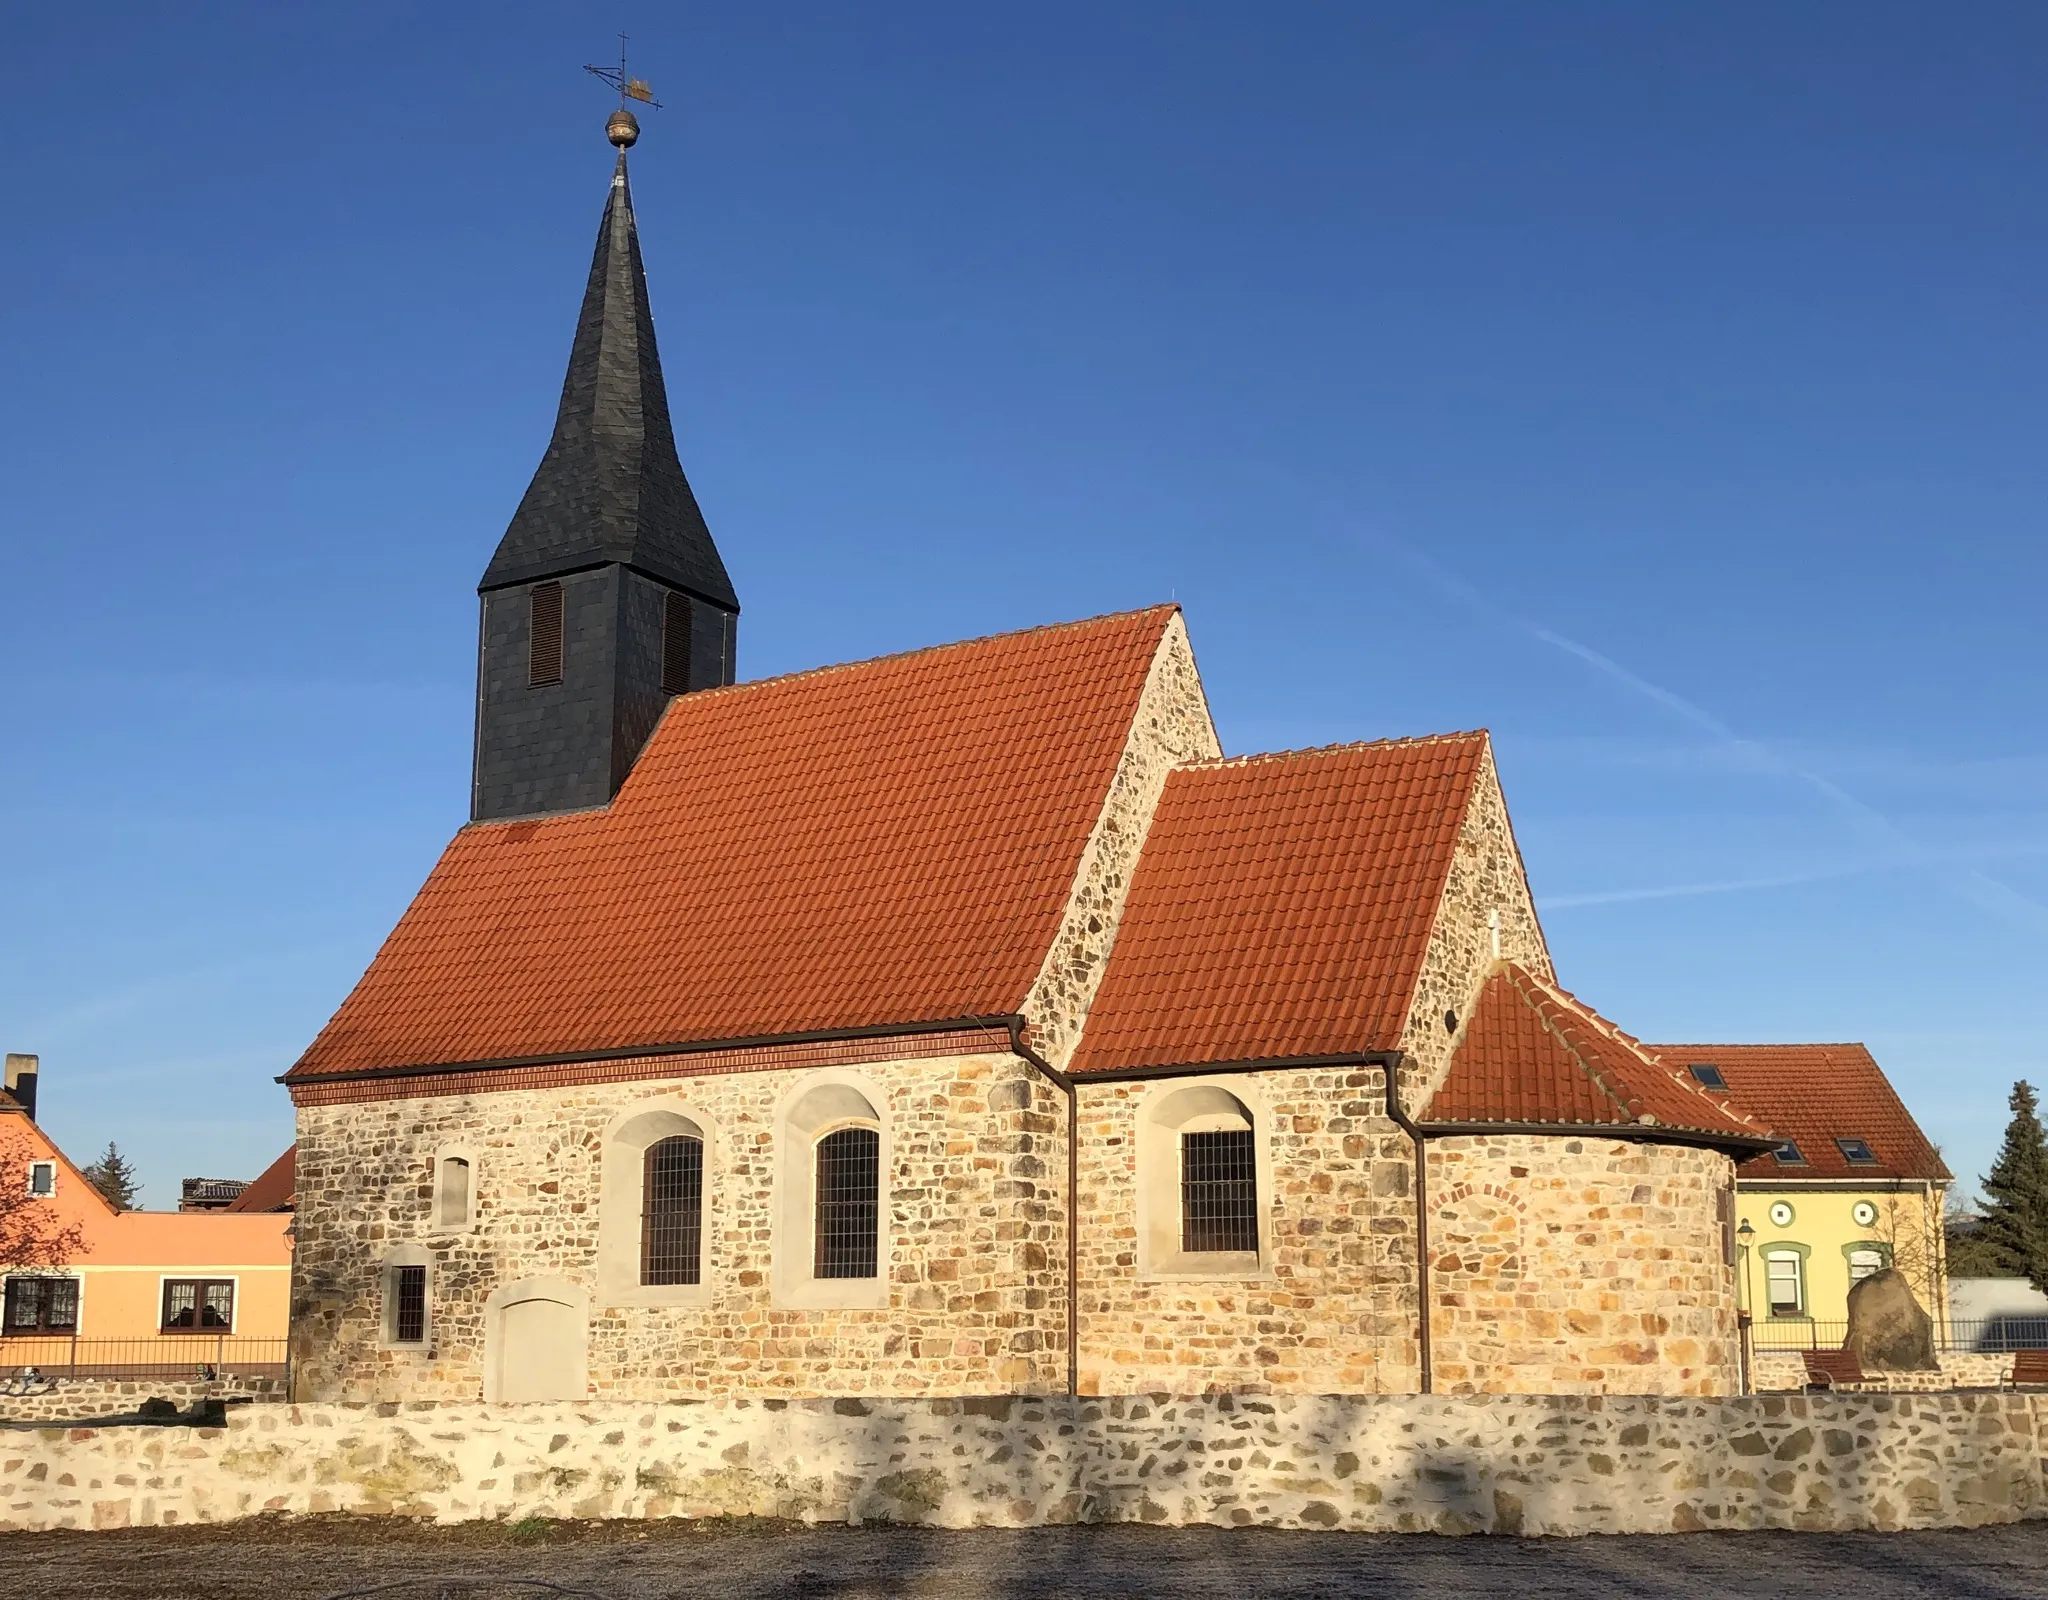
top-left (1836, 1137), bottom-right (1879, 1166)
top-left (1773, 1139), bottom-right (1808, 1165)
top-left (1687, 1063), bottom-right (1727, 1089)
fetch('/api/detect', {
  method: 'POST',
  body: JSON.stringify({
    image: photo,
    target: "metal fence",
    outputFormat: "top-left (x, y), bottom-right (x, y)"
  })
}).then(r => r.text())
top-left (1750, 1317), bottom-right (2048, 1354)
top-left (0, 1335), bottom-right (288, 1381)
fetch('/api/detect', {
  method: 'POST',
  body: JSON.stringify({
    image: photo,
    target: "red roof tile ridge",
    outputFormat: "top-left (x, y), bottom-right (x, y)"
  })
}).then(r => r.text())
top-left (689, 603), bottom-right (1179, 704)
top-left (1649, 1041), bottom-right (1870, 1053)
top-left (1500, 964), bottom-right (1642, 1123)
top-left (1506, 963), bottom-right (1768, 1136)
top-left (1184, 729), bottom-right (1490, 771)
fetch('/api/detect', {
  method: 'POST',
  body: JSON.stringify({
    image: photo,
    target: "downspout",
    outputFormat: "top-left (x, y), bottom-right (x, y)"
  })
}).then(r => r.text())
top-left (1381, 1054), bottom-right (1433, 1394)
top-left (1006, 1017), bottom-right (1079, 1399)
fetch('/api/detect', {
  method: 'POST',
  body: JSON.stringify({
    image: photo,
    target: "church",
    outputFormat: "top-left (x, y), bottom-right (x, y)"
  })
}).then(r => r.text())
top-left (282, 112), bottom-right (1774, 1404)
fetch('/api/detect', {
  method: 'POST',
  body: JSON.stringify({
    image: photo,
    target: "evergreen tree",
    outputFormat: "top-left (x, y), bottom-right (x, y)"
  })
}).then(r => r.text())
top-left (79, 1141), bottom-right (141, 1211)
top-left (1979, 1081), bottom-right (2048, 1293)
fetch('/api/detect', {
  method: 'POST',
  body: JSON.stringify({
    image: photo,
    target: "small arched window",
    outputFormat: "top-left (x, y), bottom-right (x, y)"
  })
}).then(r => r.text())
top-left (1137, 1081), bottom-right (1269, 1278)
top-left (814, 1127), bottom-right (880, 1280)
top-left (640, 1134), bottom-right (703, 1286)
top-left (1181, 1125), bottom-right (1257, 1253)
top-left (434, 1155), bottom-right (472, 1232)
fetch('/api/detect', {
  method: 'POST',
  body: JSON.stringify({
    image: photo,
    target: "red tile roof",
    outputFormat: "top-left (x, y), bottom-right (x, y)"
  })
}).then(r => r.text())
top-left (1643, 1043), bottom-right (1951, 1182)
top-left (1427, 964), bottom-right (1769, 1149)
top-left (1069, 734), bottom-right (1490, 1074)
top-left (225, 1145), bottom-right (295, 1213)
top-left (288, 607), bottom-right (1179, 1080)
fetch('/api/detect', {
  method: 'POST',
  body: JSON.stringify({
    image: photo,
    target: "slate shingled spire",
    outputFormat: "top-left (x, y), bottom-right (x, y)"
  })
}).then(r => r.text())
top-left (471, 144), bottom-right (740, 822)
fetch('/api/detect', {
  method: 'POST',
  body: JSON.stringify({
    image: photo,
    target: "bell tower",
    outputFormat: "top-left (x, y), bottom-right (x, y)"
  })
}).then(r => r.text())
top-left (472, 107), bottom-right (739, 821)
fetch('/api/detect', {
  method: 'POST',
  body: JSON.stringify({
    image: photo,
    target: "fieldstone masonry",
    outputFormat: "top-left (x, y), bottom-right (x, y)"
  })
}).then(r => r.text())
top-left (6, 1392), bottom-right (2043, 1535)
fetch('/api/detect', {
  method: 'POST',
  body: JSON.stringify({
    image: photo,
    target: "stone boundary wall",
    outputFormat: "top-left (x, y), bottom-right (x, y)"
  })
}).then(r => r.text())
top-left (4, 1392), bottom-right (2042, 1536)
top-left (0, 1378), bottom-right (287, 1426)
top-left (1752, 1351), bottom-right (2014, 1393)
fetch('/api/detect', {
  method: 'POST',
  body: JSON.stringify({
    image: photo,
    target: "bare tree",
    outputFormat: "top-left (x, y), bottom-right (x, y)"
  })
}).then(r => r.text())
top-left (1872, 1184), bottom-right (1946, 1318)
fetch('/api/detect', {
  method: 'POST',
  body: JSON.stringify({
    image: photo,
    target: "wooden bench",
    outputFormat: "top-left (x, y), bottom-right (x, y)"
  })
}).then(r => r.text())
top-left (1801, 1349), bottom-right (1869, 1389)
top-left (2006, 1349), bottom-right (2048, 1388)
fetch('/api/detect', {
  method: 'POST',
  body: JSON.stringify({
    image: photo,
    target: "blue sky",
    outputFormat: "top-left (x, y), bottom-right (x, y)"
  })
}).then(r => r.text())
top-left (2, 4), bottom-right (2042, 1206)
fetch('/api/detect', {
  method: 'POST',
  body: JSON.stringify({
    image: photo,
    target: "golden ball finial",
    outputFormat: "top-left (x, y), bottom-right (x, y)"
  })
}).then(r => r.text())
top-left (607, 108), bottom-right (640, 149)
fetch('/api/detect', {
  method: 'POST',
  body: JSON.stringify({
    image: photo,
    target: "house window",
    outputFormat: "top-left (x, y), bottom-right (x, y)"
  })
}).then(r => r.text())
top-left (162, 1279), bottom-right (234, 1332)
top-left (640, 1135), bottom-right (703, 1286)
top-left (661, 591), bottom-right (693, 693)
top-left (3, 1276), bottom-right (79, 1334)
top-left (528, 581), bottom-right (564, 686)
top-left (1765, 1250), bottom-right (1805, 1317)
top-left (1181, 1128), bottom-right (1258, 1253)
top-left (1687, 1063), bottom-right (1726, 1089)
top-left (1773, 1140), bottom-right (1807, 1166)
top-left (814, 1127), bottom-right (880, 1280)
top-left (433, 1154), bottom-right (473, 1232)
top-left (1836, 1137), bottom-right (1879, 1166)
top-left (27, 1161), bottom-right (55, 1197)
top-left (392, 1265), bottom-right (428, 1344)
top-left (1848, 1247), bottom-right (1888, 1284)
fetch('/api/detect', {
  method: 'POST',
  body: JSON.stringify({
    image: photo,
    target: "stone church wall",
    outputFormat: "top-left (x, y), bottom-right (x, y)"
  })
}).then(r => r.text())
top-left (1074, 1064), bottom-right (1424, 1397)
top-left (290, 1048), bottom-right (1071, 1403)
top-left (1428, 1135), bottom-right (1740, 1396)
top-left (1398, 745), bottom-right (1553, 1098)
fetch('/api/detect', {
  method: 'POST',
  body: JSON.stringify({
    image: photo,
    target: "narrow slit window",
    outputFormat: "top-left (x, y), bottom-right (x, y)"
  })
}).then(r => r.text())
top-left (1181, 1128), bottom-right (1258, 1253)
top-left (814, 1127), bottom-right (879, 1280)
top-left (661, 591), bottom-right (693, 694)
top-left (435, 1156), bottom-right (472, 1231)
top-left (640, 1135), bottom-right (703, 1286)
top-left (528, 581), bottom-right (564, 686)
top-left (392, 1265), bottom-right (428, 1344)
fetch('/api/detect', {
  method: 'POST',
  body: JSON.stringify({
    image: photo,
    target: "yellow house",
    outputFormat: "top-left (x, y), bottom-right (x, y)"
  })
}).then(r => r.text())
top-left (1, 1064), bottom-right (293, 1378)
top-left (1649, 1043), bottom-right (1951, 1343)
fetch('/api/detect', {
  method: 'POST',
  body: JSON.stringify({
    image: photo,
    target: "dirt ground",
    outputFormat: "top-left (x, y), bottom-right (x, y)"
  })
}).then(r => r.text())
top-left (6, 1516), bottom-right (2048, 1600)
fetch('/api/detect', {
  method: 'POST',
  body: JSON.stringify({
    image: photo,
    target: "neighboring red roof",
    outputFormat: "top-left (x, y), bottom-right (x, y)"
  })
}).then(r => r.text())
top-left (1069, 734), bottom-right (1489, 1074)
top-left (1427, 964), bottom-right (1769, 1148)
top-left (290, 607), bottom-right (1177, 1079)
top-left (226, 1145), bottom-right (296, 1212)
top-left (1643, 1043), bottom-right (1952, 1182)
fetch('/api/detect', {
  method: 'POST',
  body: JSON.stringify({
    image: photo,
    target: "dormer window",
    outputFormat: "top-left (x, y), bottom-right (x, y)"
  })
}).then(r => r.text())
top-left (1773, 1140), bottom-right (1807, 1166)
top-left (1687, 1063), bottom-right (1726, 1090)
top-left (528, 581), bottom-right (564, 687)
top-left (1836, 1137), bottom-right (1879, 1166)
top-left (26, 1162), bottom-right (54, 1198)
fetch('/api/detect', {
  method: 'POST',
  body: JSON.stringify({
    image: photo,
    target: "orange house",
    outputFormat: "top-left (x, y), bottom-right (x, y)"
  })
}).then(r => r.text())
top-left (1, 1064), bottom-right (292, 1377)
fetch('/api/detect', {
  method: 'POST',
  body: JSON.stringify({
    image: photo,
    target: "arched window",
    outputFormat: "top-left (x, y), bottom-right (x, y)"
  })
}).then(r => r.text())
top-left (813, 1127), bottom-right (879, 1279)
top-left (640, 1134), bottom-right (703, 1286)
top-left (597, 1103), bottom-right (715, 1307)
top-left (433, 1153), bottom-right (473, 1232)
top-left (1136, 1080), bottom-right (1271, 1278)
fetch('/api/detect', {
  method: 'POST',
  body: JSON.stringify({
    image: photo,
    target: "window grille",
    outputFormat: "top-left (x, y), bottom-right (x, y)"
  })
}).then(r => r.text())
top-left (661, 590), bottom-right (693, 693)
top-left (1181, 1128), bottom-right (1258, 1253)
top-left (1765, 1252), bottom-right (1803, 1316)
top-left (814, 1127), bottom-right (880, 1279)
top-left (528, 581), bottom-right (564, 686)
top-left (3, 1276), bottom-right (79, 1333)
top-left (161, 1278), bottom-right (234, 1332)
top-left (640, 1135), bottom-right (703, 1286)
top-left (392, 1265), bottom-right (428, 1344)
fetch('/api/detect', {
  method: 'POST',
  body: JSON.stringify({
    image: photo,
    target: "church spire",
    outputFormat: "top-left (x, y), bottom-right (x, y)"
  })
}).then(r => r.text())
top-left (471, 113), bottom-right (740, 823)
top-left (480, 125), bottom-right (737, 608)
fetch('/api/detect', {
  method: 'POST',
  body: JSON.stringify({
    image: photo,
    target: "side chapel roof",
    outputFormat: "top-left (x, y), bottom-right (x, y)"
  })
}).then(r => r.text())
top-left (1426, 963), bottom-right (1772, 1151)
top-left (288, 607), bottom-right (1178, 1080)
top-left (1642, 1042), bottom-right (1951, 1181)
top-left (1069, 734), bottom-right (1491, 1074)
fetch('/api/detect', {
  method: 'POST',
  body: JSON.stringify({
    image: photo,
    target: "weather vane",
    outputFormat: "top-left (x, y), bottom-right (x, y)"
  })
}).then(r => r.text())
top-left (584, 33), bottom-right (661, 148)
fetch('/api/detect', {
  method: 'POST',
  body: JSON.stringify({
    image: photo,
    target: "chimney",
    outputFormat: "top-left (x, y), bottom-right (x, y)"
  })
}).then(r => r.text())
top-left (4, 1054), bottom-right (38, 1122)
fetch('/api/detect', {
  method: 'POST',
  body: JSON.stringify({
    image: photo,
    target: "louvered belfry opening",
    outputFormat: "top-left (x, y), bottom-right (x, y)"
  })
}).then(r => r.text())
top-left (814, 1126), bottom-right (880, 1279)
top-left (392, 1265), bottom-right (428, 1344)
top-left (661, 590), bottom-right (693, 694)
top-left (1181, 1128), bottom-right (1258, 1253)
top-left (528, 581), bottom-right (565, 687)
top-left (640, 1135), bottom-right (703, 1286)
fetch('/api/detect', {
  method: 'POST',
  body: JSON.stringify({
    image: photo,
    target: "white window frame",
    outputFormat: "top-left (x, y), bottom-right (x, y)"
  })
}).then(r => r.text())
top-left (1135, 1078), bottom-right (1274, 1281)
top-left (1764, 1249), bottom-right (1805, 1317)
top-left (156, 1272), bottom-right (239, 1335)
top-left (27, 1161), bottom-right (56, 1198)
top-left (3, 1272), bottom-right (84, 1335)
top-left (429, 1145), bottom-right (479, 1234)
top-left (772, 1070), bottom-right (890, 1310)
top-left (597, 1099), bottom-right (717, 1308)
